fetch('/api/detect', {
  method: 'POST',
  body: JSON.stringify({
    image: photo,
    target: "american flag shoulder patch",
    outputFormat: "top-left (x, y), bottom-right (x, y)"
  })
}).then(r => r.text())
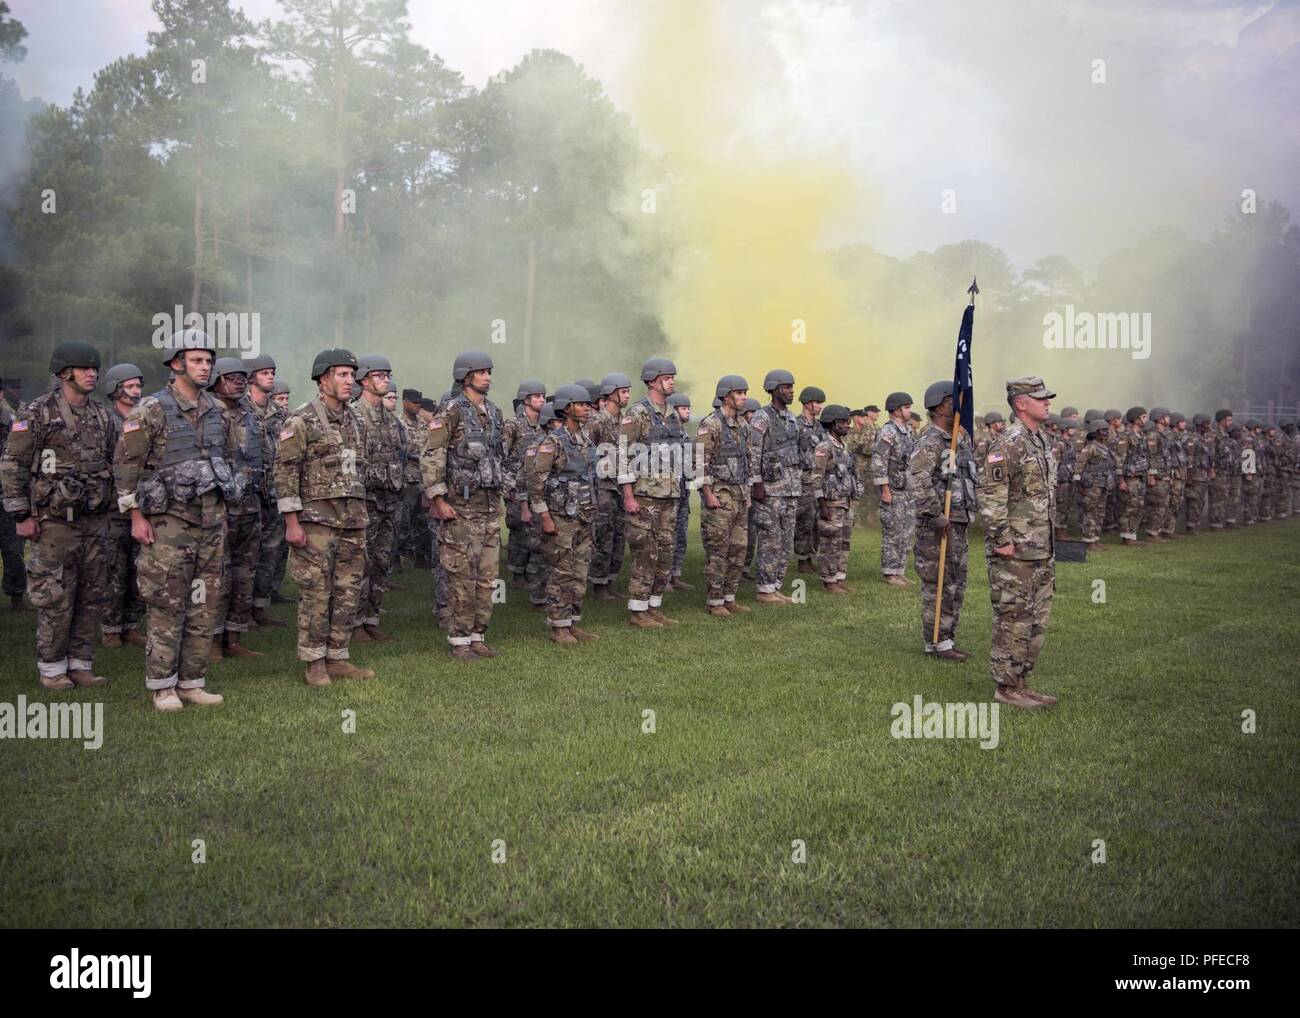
top-left (430, 419), bottom-right (443, 429)
top-left (122, 419), bottom-right (141, 433)
top-left (987, 451), bottom-right (1004, 463)
top-left (11, 419), bottom-right (28, 431)
top-left (280, 428), bottom-right (295, 441)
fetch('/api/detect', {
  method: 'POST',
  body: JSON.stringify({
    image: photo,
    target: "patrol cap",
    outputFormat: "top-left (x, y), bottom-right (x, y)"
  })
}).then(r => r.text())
top-left (799, 385), bottom-right (826, 404)
top-left (667, 392), bottom-right (691, 408)
top-left (820, 404), bottom-right (850, 425)
top-left (762, 368), bottom-right (795, 392)
top-left (1125, 406), bottom-right (1147, 423)
top-left (552, 383), bottom-right (593, 412)
top-left (515, 379), bottom-right (546, 400)
top-left (1084, 409), bottom-right (1103, 422)
top-left (923, 380), bottom-right (954, 410)
top-left (310, 348), bottom-right (358, 380)
top-left (451, 351), bottom-right (493, 381)
top-left (1149, 406), bottom-right (1170, 421)
top-left (402, 388), bottom-right (422, 402)
top-left (715, 374), bottom-right (748, 399)
top-left (273, 380), bottom-right (291, 395)
top-left (1006, 376), bottom-right (1055, 400)
top-left (743, 397), bottom-right (761, 413)
top-left (355, 354), bottom-right (393, 380)
top-left (983, 411), bottom-right (1004, 426)
top-left (161, 328), bottom-right (217, 367)
top-left (207, 357), bottom-right (249, 388)
top-left (1214, 408), bottom-right (1232, 422)
top-left (600, 372), bottom-right (632, 397)
top-left (1104, 409), bottom-right (1122, 421)
top-left (1191, 412), bottom-right (1210, 427)
top-left (884, 391), bottom-right (913, 412)
top-left (640, 357), bottom-right (677, 383)
top-left (103, 363), bottom-right (144, 394)
top-left (245, 354), bottom-right (276, 373)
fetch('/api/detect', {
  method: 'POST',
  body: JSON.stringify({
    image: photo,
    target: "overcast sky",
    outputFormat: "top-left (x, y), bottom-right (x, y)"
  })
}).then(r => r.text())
top-left (6, 0), bottom-right (1298, 268)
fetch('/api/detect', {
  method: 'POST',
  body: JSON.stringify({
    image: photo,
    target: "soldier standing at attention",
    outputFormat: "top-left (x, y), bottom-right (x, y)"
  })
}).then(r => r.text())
top-left (528, 384), bottom-right (599, 644)
top-left (909, 383), bottom-right (976, 659)
top-left (1051, 417), bottom-right (1077, 540)
top-left (101, 363), bottom-right (146, 647)
top-left (873, 391), bottom-right (917, 587)
top-left (1073, 418), bottom-right (1114, 547)
top-left (845, 406), bottom-right (877, 525)
top-left (810, 404), bottom-right (861, 594)
top-left (747, 369), bottom-right (802, 605)
top-left (1164, 413), bottom-right (1189, 536)
top-left (0, 392), bottom-right (29, 610)
top-left (422, 352), bottom-right (507, 660)
top-left (244, 355), bottom-right (288, 626)
top-left (2, 341), bottom-right (116, 690)
top-left (974, 411), bottom-right (1004, 470)
top-left (741, 396), bottom-right (762, 580)
top-left (697, 375), bottom-right (752, 618)
top-left (352, 355), bottom-right (404, 643)
top-left (207, 359), bottom-right (266, 660)
top-left (275, 349), bottom-right (373, 686)
top-left (617, 358), bottom-right (684, 628)
top-left (114, 332), bottom-right (233, 711)
top-left (1140, 408), bottom-right (1171, 542)
top-left (1276, 419), bottom-right (1296, 519)
top-left (1183, 413), bottom-right (1213, 533)
top-left (977, 377), bottom-right (1059, 710)
top-left (588, 372), bottom-right (631, 601)
top-left (503, 379), bottom-right (546, 594)
top-left (793, 385), bottom-right (826, 575)
top-left (667, 391), bottom-right (695, 591)
top-left (1208, 409), bottom-right (1235, 529)
top-left (1114, 406), bottom-right (1150, 546)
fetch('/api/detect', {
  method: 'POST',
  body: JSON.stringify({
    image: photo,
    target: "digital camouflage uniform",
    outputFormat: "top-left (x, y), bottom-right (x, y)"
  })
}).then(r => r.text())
top-left (1072, 435), bottom-right (1114, 543)
top-left (872, 418), bottom-right (917, 576)
top-left (978, 416), bottom-right (1056, 697)
top-left (587, 405), bottom-right (625, 590)
top-left (0, 401), bottom-right (28, 598)
top-left (794, 412), bottom-right (824, 567)
top-left (1114, 425), bottom-right (1149, 541)
top-left (354, 395), bottom-right (404, 628)
top-left (811, 429), bottom-right (862, 585)
top-left (910, 422), bottom-right (976, 652)
top-left (114, 383), bottom-right (234, 691)
top-left (747, 401), bottom-right (802, 594)
top-left (212, 390), bottom-right (265, 638)
top-left (527, 423), bottom-right (597, 629)
top-left (249, 393), bottom-right (287, 609)
top-left (1, 390), bottom-right (115, 682)
top-left (697, 408), bottom-right (751, 607)
top-left (502, 407), bottom-right (545, 594)
top-left (103, 404), bottom-right (143, 638)
top-left (275, 398), bottom-right (368, 662)
top-left (421, 393), bottom-right (506, 648)
top-left (618, 396), bottom-right (684, 612)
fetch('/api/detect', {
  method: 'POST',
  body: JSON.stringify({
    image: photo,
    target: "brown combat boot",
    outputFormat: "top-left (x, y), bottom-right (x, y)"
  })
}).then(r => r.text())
top-left (648, 608), bottom-right (678, 626)
top-left (1121, 537), bottom-right (1142, 546)
top-left (949, 647), bottom-right (972, 661)
top-left (1022, 686), bottom-right (1058, 706)
top-left (351, 625), bottom-right (373, 642)
top-left (822, 581), bottom-right (847, 595)
top-left (628, 611), bottom-right (664, 629)
top-left (326, 659), bottom-right (375, 680)
top-left (363, 625), bottom-right (394, 642)
top-left (594, 585), bottom-right (623, 602)
top-left (177, 686), bottom-right (224, 706)
top-left (798, 559), bottom-right (816, 574)
top-left (570, 626), bottom-right (599, 642)
top-left (549, 627), bottom-right (579, 646)
top-left (38, 674), bottom-right (75, 691)
top-left (741, 568), bottom-right (756, 581)
top-left (933, 648), bottom-right (966, 662)
top-left (68, 669), bottom-right (108, 687)
top-left (223, 632), bottom-right (264, 659)
top-left (209, 636), bottom-right (224, 662)
top-left (883, 574), bottom-right (910, 587)
top-left (994, 685), bottom-right (1042, 710)
top-left (153, 688), bottom-right (183, 713)
top-left (725, 601), bottom-right (752, 614)
top-left (450, 645), bottom-right (477, 661)
top-left (470, 641), bottom-right (497, 657)
top-left (125, 629), bottom-right (147, 648)
top-left (102, 632), bottom-right (124, 648)
top-left (755, 591), bottom-right (790, 605)
top-left (670, 577), bottom-right (694, 591)
top-left (707, 604), bottom-right (731, 618)
top-left (251, 606), bottom-right (287, 628)
top-left (305, 660), bottom-right (331, 687)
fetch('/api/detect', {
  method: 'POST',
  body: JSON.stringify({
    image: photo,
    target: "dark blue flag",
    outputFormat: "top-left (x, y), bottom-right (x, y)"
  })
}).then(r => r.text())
top-left (950, 281), bottom-right (977, 436)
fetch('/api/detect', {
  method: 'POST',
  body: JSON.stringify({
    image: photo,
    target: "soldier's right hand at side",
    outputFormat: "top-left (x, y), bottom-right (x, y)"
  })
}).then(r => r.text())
top-left (541, 511), bottom-right (556, 535)
top-left (879, 486), bottom-right (893, 505)
top-left (520, 504), bottom-right (532, 524)
top-left (1118, 479), bottom-right (1128, 492)
top-left (702, 490), bottom-right (721, 510)
top-left (15, 517), bottom-right (39, 540)
top-left (993, 542), bottom-right (1014, 557)
top-left (750, 482), bottom-right (766, 502)
top-left (623, 494), bottom-right (640, 514)
top-left (130, 513), bottom-right (154, 546)
top-left (432, 496), bottom-right (457, 521)
top-left (285, 518), bottom-right (307, 548)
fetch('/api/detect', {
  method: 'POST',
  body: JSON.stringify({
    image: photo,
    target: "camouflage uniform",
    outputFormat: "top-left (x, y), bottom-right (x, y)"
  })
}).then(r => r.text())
top-left (1183, 428), bottom-right (1211, 531)
top-left (1051, 434), bottom-right (1074, 533)
top-left (1139, 426), bottom-right (1170, 538)
top-left (397, 410), bottom-right (428, 567)
top-left (212, 391), bottom-right (265, 639)
top-left (503, 408), bottom-right (545, 594)
top-left (1240, 429), bottom-right (1260, 524)
top-left (527, 423), bottom-right (596, 629)
top-left (354, 396), bottom-right (404, 628)
top-left (619, 396), bottom-right (684, 612)
top-left (845, 418), bottom-right (878, 524)
top-left (872, 418), bottom-right (917, 576)
top-left (103, 404), bottom-right (143, 638)
top-left (1209, 425), bottom-right (1236, 527)
top-left (811, 429), bottom-right (862, 585)
top-left (793, 413), bottom-right (824, 567)
top-left (1072, 436), bottom-right (1114, 543)
top-left (0, 401), bottom-right (28, 598)
top-left (249, 394), bottom-right (287, 609)
top-left (1103, 423), bottom-right (1124, 531)
top-left (1, 390), bottom-right (115, 682)
top-left (1164, 428), bottom-right (1188, 535)
top-left (697, 408), bottom-right (751, 607)
top-left (747, 401), bottom-right (802, 594)
top-left (910, 422), bottom-right (976, 652)
top-left (1257, 431), bottom-right (1275, 521)
top-left (275, 398), bottom-right (368, 662)
top-left (1114, 425), bottom-right (1149, 540)
top-left (1274, 430), bottom-right (1294, 518)
top-left (978, 415), bottom-right (1056, 697)
top-left (421, 392), bottom-right (506, 648)
top-left (114, 383), bottom-right (234, 691)
top-left (587, 405), bottom-right (625, 590)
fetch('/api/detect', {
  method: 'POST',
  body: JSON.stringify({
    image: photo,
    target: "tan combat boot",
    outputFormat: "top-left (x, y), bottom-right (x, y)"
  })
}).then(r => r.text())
top-left (153, 688), bottom-right (183, 713)
top-left (670, 577), bottom-right (694, 591)
top-left (101, 632), bottom-right (124, 648)
top-left (822, 581), bottom-right (847, 595)
top-left (222, 632), bottom-right (264, 659)
top-left (594, 585), bottom-right (623, 603)
top-left (68, 669), bottom-right (108, 687)
top-left (797, 559), bottom-right (816, 574)
top-left (933, 648), bottom-right (966, 662)
top-left (550, 627), bottom-right (579, 646)
top-left (177, 687), bottom-right (224, 706)
top-left (39, 674), bottom-right (74, 691)
top-left (351, 625), bottom-right (373, 642)
top-left (994, 685), bottom-right (1041, 710)
top-left (755, 591), bottom-right (789, 605)
top-left (251, 607), bottom-right (287, 628)
top-left (707, 604), bottom-right (731, 618)
top-left (450, 645), bottom-right (478, 661)
top-left (1022, 686), bottom-right (1058, 706)
top-left (883, 574), bottom-right (910, 587)
top-left (628, 611), bottom-right (664, 630)
top-left (647, 608), bottom-right (678, 626)
top-left (569, 626), bottom-right (599, 642)
top-left (305, 660), bottom-right (331, 687)
top-left (470, 641), bottom-right (497, 657)
top-left (838, 582), bottom-right (859, 593)
top-left (325, 660), bottom-right (375, 680)
top-left (725, 602), bottom-right (752, 614)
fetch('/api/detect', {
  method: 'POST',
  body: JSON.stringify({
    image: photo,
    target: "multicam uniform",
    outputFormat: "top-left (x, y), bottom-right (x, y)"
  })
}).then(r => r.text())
top-left (618, 396), bottom-right (684, 613)
top-left (845, 417), bottom-right (878, 522)
top-left (1183, 428), bottom-right (1211, 531)
top-left (586, 404), bottom-right (625, 591)
top-left (212, 390), bottom-right (265, 641)
top-left (910, 422), bottom-right (977, 652)
top-left (1209, 425), bottom-right (1237, 528)
top-left (0, 401), bottom-right (27, 600)
top-left (697, 408), bottom-right (751, 608)
top-left (503, 408), bottom-right (544, 592)
top-left (355, 395), bottom-right (405, 629)
top-left (397, 409), bottom-right (428, 566)
top-left (1072, 436), bottom-right (1114, 543)
top-left (1114, 424), bottom-right (1149, 541)
top-left (527, 424), bottom-right (597, 630)
top-left (811, 429), bottom-right (862, 586)
top-left (1164, 428), bottom-right (1188, 535)
top-left (248, 393), bottom-right (287, 610)
top-left (102, 402), bottom-right (143, 640)
top-left (872, 418), bottom-right (917, 576)
top-left (747, 401), bottom-right (802, 594)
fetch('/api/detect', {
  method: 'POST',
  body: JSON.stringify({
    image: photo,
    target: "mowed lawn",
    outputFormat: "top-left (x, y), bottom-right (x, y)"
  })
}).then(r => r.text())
top-left (1, 516), bottom-right (1297, 928)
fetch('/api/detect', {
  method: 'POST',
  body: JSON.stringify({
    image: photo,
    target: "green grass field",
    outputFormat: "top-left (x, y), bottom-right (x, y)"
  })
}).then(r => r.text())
top-left (1, 518), bottom-right (1297, 928)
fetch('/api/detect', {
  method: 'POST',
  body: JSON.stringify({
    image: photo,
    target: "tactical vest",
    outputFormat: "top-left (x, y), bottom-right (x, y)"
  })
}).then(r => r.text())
top-left (1055, 440), bottom-right (1076, 483)
top-left (1079, 442), bottom-right (1113, 485)
top-left (707, 410), bottom-right (749, 486)
top-left (797, 417), bottom-right (822, 472)
top-left (635, 397), bottom-right (686, 479)
top-left (226, 401), bottom-right (264, 497)
top-left (358, 402), bottom-right (403, 492)
top-left (759, 404), bottom-right (801, 482)
top-left (31, 393), bottom-right (113, 516)
top-left (508, 413), bottom-right (542, 498)
top-left (881, 420), bottom-right (916, 490)
top-left (823, 438), bottom-right (864, 501)
top-left (447, 394), bottom-right (505, 497)
top-left (543, 426), bottom-right (597, 517)
top-left (1213, 430), bottom-right (1236, 473)
top-left (299, 399), bottom-right (366, 502)
top-left (140, 388), bottom-right (240, 510)
top-left (931, 435), bottom-right (976, 512)
top-left (1122, 429), bottom-right (1149, 475)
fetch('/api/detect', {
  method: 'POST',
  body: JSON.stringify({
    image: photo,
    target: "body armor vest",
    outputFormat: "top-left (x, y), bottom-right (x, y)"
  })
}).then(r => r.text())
top-left (447, 394), bottom-right (504, 497)
top-left (543, 426), bottom-right (597, 517)
top-left (797, 417), bottom-right (822, 472)
top-left (32, 393), bottom-right (113, 516)
top-left (823, 439), bottom-right (864, 500)
top-left (759, 404), bottom-right (801, 481)
top-left (708, 411), bottom-right (749, 485)
top-left (299, 399), bottom-right (365, 502)
top-left (141, 388), bottom-right (240, 510)
top-left (1122, 429), bottom-right (1150, 475)
top-left (1079, 442), bottom-right (1113, 485)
